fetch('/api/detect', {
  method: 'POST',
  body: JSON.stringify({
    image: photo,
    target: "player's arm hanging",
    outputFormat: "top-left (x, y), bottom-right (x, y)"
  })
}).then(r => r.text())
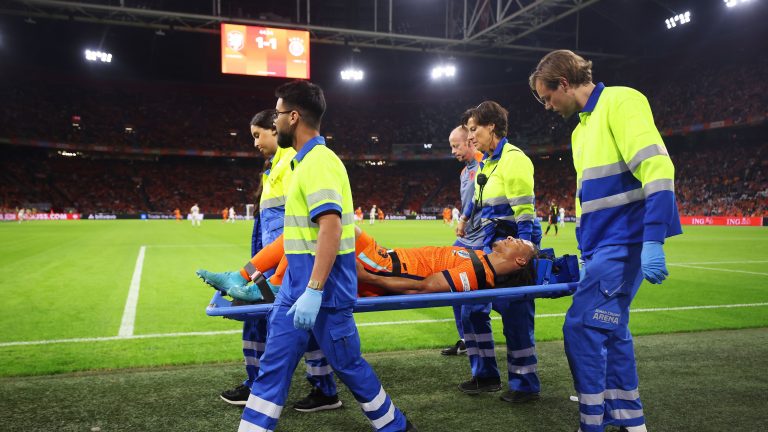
top-left (356, 261), bottom-right (450, 294)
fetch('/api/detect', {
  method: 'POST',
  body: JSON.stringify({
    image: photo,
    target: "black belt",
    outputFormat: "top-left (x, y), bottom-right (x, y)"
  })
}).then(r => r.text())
top-left (465, 248), bottom-right (488, 290)
top-left (252, 273), bottom-right (276, 303)
top-left (388, 250), bottom-right (402, 276)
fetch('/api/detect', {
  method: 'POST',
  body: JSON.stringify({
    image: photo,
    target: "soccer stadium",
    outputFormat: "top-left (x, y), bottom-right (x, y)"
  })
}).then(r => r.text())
top-left (0, 0), bottom-right (766, 431)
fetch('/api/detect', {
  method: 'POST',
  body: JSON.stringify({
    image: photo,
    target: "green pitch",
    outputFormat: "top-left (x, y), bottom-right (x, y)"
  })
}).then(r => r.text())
top-left (0, 220), bottom-right (766, 377)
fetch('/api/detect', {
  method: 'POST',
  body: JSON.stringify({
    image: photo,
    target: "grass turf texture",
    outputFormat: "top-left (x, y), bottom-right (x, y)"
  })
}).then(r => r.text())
top-left (0, 220), bottom-right (766, 378)
top-left (1, 328), bottom-right (767, 431)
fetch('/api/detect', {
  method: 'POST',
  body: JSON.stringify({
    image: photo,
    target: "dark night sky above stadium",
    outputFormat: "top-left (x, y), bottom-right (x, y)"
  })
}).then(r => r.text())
top-left (0, 0), bottom-right (766, 90)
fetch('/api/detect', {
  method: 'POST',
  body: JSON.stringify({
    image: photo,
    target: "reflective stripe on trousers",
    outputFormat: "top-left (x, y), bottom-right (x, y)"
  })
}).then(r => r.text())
top-left (564, 244), bottom-right (646, 432)
top-left (460, 299), bottom-right (540, 393)
top-left (239, 305), bottom-right (406, 432)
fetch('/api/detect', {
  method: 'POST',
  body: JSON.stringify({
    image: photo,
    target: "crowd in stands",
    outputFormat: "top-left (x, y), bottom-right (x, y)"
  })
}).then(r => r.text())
top-left (2, 57), bottom-right (766, 219)
top-left (673, 142), bottom-right (767, 217)
top-left (2, 138), bottom-right (765, 218)
top-left (2, 57), bottom-right (765, 158)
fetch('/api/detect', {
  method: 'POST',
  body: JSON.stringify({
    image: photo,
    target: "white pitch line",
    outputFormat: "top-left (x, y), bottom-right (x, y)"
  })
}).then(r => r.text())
top-left (0, 330), bottom-right (241, 347)
top-left (2, 302), bottom-right (768, 348)
top-left (669, 260), bottom-right (768, 265)
top-left (148, 244), bottom-right (239, 248)
top-left (118, 246), bottom-right (146, 337)
top-left (669, 263), bottom-right (768, 277)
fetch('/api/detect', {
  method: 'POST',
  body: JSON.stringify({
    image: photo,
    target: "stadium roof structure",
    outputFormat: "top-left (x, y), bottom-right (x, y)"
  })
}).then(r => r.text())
top-left (0, 0), bottom-right (624, 61)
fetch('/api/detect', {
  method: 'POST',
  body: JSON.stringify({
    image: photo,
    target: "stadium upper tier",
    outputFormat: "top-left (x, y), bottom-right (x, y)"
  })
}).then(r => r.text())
top-left (1, 57), bottom-right (765, 156)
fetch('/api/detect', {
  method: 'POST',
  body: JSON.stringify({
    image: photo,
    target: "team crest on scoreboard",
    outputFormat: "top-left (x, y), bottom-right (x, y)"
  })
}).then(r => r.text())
top-left (227, 31), bottom-right (245, 51)
top-left (288, 37), bottom-right (305, 57)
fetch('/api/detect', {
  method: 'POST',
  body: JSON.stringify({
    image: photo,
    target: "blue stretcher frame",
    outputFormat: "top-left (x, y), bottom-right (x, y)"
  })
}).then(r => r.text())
top-left (206, 282), bottom-right (578, 321)
top-left (205, 253), bottom-right (580, 320)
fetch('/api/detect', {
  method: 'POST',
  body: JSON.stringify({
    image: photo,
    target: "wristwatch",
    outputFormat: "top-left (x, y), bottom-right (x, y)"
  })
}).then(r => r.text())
top-left (307, 279), bottom-right (323, 291)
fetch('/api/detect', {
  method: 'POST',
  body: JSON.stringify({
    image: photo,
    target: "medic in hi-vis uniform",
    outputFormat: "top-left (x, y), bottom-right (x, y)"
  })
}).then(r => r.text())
top-left (457, 101), bottom-right (543, 403)
top-left (240, 81), bottom-right (414, 432)
top-left (530, 50), bottom-right (681, 432)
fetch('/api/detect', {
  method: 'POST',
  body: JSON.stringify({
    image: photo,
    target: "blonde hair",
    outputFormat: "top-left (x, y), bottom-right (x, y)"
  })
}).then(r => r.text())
top-left (529, 50), bottom-right (593, 91)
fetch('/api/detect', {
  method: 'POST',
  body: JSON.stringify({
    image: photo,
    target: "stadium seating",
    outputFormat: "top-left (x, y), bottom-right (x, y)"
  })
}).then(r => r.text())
top-left (1, 60), bottom-right (766, 218)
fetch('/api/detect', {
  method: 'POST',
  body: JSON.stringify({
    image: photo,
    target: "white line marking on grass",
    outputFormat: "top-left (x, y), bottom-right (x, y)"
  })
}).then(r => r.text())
top-left (118, 246), bottom-right (146, 337)
top-left (669, 263), bottom-right (768, 277)
top-left (3, 302), bottom-right (767, 348)
top-left (670, 260), bottom-right (768, 265)
top-left (0, 330), bottom-right (241, 347)
top-left (148, 244), bottom-right (239, 248)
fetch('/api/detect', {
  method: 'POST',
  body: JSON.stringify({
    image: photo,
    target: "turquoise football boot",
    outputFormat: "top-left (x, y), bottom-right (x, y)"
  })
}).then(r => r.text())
top-left (196, 269), bottom-right (248, 292)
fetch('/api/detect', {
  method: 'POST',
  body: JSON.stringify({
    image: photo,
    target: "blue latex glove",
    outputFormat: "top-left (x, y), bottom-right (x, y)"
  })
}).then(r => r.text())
top-left (579, 258), bottom-right (586, 281)
top-left (641, 241), bottom-right (669, 284)
top-left (196, 269), bottom-right (251, 293)
top-left (287, 288), bottom-right (323, 330)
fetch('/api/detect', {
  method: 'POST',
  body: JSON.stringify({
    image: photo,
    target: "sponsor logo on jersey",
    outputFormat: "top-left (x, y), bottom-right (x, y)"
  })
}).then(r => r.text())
top-left (453, 249), bottom-right (471, 259)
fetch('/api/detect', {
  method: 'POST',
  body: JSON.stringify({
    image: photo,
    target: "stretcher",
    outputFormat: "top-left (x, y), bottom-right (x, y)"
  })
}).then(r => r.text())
top-left (206, 250), bottom-right (580, 321)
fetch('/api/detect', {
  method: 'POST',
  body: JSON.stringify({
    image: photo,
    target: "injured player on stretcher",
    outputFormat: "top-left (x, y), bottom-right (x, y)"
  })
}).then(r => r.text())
top-left (196, 226), bottom-right (539, 301)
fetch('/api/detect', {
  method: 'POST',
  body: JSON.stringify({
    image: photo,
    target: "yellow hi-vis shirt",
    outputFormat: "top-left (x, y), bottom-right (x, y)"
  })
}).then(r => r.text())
top-left (573, 83), bottom-right (682, 257)
top-left (279, 136), bottom-right (357, 309)
top-left (259, 146), bottom-right (296, 245)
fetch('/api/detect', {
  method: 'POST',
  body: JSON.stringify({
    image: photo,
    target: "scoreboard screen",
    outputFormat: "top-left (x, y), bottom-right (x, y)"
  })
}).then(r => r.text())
top-left (220, 23), bottom-right (310, 79)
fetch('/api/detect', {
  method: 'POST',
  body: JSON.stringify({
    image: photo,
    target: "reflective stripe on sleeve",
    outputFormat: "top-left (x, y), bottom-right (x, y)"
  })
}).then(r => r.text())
top-left (307, 189), bottom-right (343, 207)
top-left (580, 161), bottom-right (629, 184)
top-left (580, 188), bottom-right (645, 215)
top-left (260, 196), bottom-right (286, 210)
top-left (508, 195), bottom-right (535, 207)
top-left (483, 196), bottom-right (508, 207)
top-left (627, 144), bottom-right (668, 173)
top-left (285, 213), bottom-right (355, 228)
top-left (643, 178), bottom-right (674, 195)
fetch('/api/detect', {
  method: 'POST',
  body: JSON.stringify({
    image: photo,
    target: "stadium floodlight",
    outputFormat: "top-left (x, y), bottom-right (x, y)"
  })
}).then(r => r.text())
top-left (431, 64), bottom-right (456, 80)
top-left (340, 68), bottom-right (364, 81)
top-left (665, 11), bottom-right (691, 29)
top-left (724, 0), bottom-right (751, 7)
top-left (84, 49), bottom-right (112, 63)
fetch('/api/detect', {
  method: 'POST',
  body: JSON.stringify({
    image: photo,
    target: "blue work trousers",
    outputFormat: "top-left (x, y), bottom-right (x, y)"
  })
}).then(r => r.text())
top-left (564, 244), bottom-right (646, 432)
top-left (461, 299), bottom-right (540, 393)
top-left (239, 304), bottom-right (406, 432)
top-left (242, 318), bottom-right (337, 397)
